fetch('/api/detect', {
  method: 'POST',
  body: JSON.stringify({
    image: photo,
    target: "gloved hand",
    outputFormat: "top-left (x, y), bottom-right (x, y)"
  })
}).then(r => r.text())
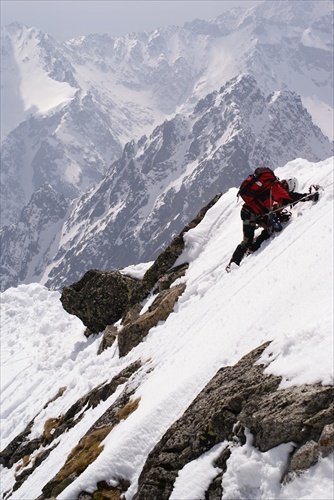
top-left (308, 185), bottom-right (320, 202)
top-left (306, 192), bottom-right (319, 202)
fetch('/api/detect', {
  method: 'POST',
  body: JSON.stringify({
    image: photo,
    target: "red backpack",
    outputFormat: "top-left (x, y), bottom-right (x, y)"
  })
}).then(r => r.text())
top-left (238, 167), bottom-right (278, 212)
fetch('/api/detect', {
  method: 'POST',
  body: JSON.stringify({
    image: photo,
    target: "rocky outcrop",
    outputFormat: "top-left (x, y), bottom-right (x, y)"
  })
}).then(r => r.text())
top-left (2, 340), bottom-right (332, 499)
top-left (38, 379), bottom-right (143, 499)
top-left (118, 283), bottom-right (186, 357)
top-left (134, 342), bottom-right (334, 500)
top-left (61, 193), bottom-right (221, 349)
top-left (97, 325), bottom-right (119, 354)
top-left (60, 269), bottom-right (139, 335)
top-left (283, 422), bottom-right (334, 482)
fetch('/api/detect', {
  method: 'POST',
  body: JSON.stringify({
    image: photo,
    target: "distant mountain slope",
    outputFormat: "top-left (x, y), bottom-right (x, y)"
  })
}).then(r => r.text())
top-left (1, 0), bottom-right (333, 228)
top-left (0, 183), bottom-right (69, 291)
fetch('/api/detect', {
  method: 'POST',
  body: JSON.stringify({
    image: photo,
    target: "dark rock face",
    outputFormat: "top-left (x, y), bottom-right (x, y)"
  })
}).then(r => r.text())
top-left (97, 325), bottom-right (118, 354)
top-left (61, 193), bottom-right (221, 352)
top-left (134, 343), bottom-right (334, 500)
top-left (60, 269), bottom-right (139, 334)
top-left (239, 383), bottom-right (334, 452)
top-left (283, 422), bottom-right (334, 481)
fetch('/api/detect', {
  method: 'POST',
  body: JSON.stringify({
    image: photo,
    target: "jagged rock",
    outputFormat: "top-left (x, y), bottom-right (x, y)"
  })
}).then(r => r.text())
top-left (121, 303), bottom-right (143, 327)
top-left (205, 446), bottom-right (231, 500)
top-left (239, 384), bottom-right (334, 451)
top-left (157, 263), bottom-right (189, 292)
top-left (79, 479), bottom-right (130, 500)
top-left (283, 422), bottom-right (334, 482)
top-left (60, 269), bottom-right (140, 334)
top-left (97, 325), bottom-right (118, 354)
top-left (319, 423), bottom-right (334, 456)
top-left (118, 283), bottom-right (186, 357)
top-left (0, 385), bottom-right (69, 470)
top-left (41, 427), bottom-right (114, 498)
top-left (40, 392), bottom-right (140, 499)
top-left (78, 493), bottom-right (93, 500)
top-left (133, 342), bottom-right (333, 500)
top-left (1, 361), bottom-right (141, 495)
top-left (60, 361), bottom-right (142, 426)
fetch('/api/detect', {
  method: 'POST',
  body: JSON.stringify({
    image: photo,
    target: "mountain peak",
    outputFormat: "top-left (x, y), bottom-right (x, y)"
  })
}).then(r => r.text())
top-left (1, 0), bottom-right (333, 291)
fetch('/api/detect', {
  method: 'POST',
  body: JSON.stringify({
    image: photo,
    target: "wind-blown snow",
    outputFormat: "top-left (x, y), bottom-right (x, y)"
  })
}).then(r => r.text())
top-left (1, 157), bottom-right (333, 499)
top-left (1, 26), bottom-right (77, 137)
top-left (301, 27), bottom-right (331, 51)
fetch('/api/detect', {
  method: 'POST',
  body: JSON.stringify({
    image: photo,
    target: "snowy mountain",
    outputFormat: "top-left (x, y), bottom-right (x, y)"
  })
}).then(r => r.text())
top-left (1, 157), bottom-right (333, 500)
top-left (0, 183), bottom-right (69, 290)
top-left (0, 0), bottom-right (333, 290)
top-left (0, 22), bottom-right (204, 227)
top-left (41, 73), bottom-right (333, 290)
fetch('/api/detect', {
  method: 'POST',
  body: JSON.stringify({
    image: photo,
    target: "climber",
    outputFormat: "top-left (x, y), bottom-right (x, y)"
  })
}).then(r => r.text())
top-left (280, 177), bottom-right (319, 204)
top-left (225, 173), bottom-right (319, 272)
top-left (272, 177), bottom-right (320, 225)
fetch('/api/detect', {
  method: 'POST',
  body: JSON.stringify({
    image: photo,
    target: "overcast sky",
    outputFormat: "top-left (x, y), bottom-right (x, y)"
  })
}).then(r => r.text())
top-left (1, 0), bottom-right (262, 41)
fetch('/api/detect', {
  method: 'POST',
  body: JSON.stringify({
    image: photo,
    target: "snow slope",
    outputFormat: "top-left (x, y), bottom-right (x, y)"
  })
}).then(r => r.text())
top-left (0, 24), bottom-right (77, 139)
top-left (0, 156), bottom-right (333, 499)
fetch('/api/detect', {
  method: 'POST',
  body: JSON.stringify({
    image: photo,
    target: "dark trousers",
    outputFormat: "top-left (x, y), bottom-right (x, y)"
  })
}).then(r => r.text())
top-left (230, 207), bottom-right (271, 265)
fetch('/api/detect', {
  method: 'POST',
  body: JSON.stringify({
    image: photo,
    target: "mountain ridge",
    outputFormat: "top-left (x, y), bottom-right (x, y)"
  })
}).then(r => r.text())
top-left (0, 0), bottom-right (333, 291)
top-left (21, 74), bottom-right (334, 290)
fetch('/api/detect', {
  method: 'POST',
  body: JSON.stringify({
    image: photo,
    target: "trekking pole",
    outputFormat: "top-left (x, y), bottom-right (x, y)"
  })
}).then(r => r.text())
top-left (269, 184), bottom-right (327, 215)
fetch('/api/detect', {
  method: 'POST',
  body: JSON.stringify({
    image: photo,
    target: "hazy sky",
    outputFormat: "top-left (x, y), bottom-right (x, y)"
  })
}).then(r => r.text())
top-left (1, 0), bottom-right (261, 41)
